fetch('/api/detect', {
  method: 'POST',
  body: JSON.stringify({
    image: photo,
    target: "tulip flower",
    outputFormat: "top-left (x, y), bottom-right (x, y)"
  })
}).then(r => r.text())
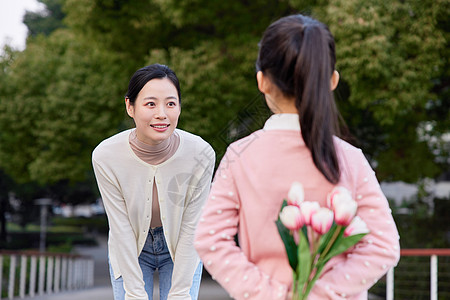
top-left (344, 216), bottom-right (370, 237)
top-left (327, 186), bottom-right (353, 209)
top-left (280, 205), bottom-right (304, 231)
top-left (310, 208), bottom-right (334, 234)
top-left (287, 182), bottom-right (304, 206)
top-left (277, 182), bottom-right (369, 300)
top-left (299, 201), bottom-right (320, 225)
top-left (333, 198), bottom-right (357, 226)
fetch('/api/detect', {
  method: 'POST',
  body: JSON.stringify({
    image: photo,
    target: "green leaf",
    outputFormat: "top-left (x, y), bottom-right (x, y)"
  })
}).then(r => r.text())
top-left (303, 259), bottom-right (327, 298)
top-left (297, 229), bottom-right (311, 285)
top-left (301, 225), bottom-right (310, 247)
top-left (323, 233), bottom-right (367, 262)
top-left (317, 223), bottom-right (338, 254)
top-left (276, 219), bottom-right (298, 271)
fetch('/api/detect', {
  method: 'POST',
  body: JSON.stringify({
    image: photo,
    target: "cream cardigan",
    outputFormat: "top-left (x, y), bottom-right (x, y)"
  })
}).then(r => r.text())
top-left (92, 128), bottom-right (215, 300)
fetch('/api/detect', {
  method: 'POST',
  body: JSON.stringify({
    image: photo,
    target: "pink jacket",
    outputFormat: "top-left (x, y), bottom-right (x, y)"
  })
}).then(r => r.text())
top-left (194, 114), bottom-right (400, 299)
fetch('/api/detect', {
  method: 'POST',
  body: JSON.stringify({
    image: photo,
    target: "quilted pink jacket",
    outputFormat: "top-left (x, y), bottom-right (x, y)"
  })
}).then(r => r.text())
top-left (195, 114), bottom-right (400, 300)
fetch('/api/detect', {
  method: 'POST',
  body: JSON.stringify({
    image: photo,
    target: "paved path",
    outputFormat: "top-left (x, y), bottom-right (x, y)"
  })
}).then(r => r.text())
top-left (26, 234), bottom-right (231, 300)
top-left (28, 280), bottom-right (231, 300)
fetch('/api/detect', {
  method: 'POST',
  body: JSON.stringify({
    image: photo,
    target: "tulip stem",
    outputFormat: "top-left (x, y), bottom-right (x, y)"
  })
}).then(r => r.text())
top-left (320, 225), bottom-right (342, 259)
top-left (292, 273), bottom-right (298, 296)
top-left (309, 230), bottom-right (319, 271)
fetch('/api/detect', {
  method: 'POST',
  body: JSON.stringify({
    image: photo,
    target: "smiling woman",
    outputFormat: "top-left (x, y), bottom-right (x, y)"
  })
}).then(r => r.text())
top-left (125, 76), bottom-right (181, 145)
top-left (92, 64), bottom-right (215, 300)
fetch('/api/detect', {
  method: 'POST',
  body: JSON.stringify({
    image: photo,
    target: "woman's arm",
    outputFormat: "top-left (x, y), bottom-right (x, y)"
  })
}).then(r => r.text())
top-left (92, 159), bottom-right (148, 300)
top-left (195, 150), bottom-right (290, 300)
top-left (310, 149), bottom-right (401, 299)
top-left (168, 151), bottom-right (215, 300)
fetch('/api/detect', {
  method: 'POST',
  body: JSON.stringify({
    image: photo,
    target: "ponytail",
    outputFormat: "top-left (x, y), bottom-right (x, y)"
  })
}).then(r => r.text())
top-left (257, 15), bottom-right (341, 184)
top-left (295, 24), bottom-right (340, 184)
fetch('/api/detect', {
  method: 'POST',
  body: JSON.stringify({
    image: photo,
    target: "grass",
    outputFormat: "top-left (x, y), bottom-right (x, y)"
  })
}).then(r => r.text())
top-left (6, 222), bottom-right (83, 233)
top-left (3, 216), bottom-right (108, 251)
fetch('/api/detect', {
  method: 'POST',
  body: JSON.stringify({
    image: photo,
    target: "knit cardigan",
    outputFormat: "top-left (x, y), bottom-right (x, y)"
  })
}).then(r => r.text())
top-left (93, 128), bottom-right (215, 300)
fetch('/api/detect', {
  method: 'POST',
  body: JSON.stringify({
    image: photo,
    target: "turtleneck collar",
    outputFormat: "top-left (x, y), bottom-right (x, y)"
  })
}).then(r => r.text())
top-left (129, 129), bottom-right (180, 165)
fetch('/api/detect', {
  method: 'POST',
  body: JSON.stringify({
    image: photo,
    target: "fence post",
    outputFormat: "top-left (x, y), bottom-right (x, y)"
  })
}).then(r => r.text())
top-left (67, 258), bottom-right (73, 290)
top-left (75, 259), bottom-right (80, 289)
top-left (19, 255), bottom-right (27, 298)
top-left (8, 255), bottom-right (16, 300)
top-left (46, 256), bottom-right (54, 294)
top-left (89, 259), bottom-right (94, 287)
top-left (85, 259), bottom-right (91, 288)
top-left (61, 257), bottom-right (67, 290)
top-left (29, 255), bottom-right (37, 297)
top-left (54, 256), bottom-right (61, 292)
top-left (86, 259), bottom-right (93, 287)
top-left (431, 255), bottom-right (438, 300)
top-left (386, 267), bottom-right (394, 300)
top-left (38, 255), bottom-right (45, 295)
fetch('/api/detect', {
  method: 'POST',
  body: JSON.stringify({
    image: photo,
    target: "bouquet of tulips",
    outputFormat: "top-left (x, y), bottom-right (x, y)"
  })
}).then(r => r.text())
top-left (276, 182), bottom-right (370, 299)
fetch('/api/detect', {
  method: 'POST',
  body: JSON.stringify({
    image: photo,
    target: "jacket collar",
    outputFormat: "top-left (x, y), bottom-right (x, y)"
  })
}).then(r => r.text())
top-left (263, 113), bottom-right (300, 131)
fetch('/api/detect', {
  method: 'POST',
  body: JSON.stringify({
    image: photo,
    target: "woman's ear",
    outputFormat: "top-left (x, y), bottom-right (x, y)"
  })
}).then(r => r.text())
top-left (257, 71), bottom-right (270, 94)
top-left (125, 97), bottom-right (134, 118)
top-left (331, 70), bottom-right (340, 91)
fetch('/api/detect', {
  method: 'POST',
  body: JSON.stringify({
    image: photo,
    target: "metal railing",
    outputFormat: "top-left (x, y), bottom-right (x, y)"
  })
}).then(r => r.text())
top-left (0, 250), bottom-right (94, 299)
top-left (370, 248), bottom-right (450, 300)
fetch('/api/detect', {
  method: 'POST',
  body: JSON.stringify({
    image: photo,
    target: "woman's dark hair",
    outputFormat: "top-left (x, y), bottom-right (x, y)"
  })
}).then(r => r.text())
top-left (256, 14), bottom-right (341, 184)
top-left (126, 64), bottom-right (181, 105)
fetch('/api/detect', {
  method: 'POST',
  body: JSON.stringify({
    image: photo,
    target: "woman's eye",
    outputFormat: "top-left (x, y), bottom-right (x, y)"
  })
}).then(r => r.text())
top-left (168, 101), bottom-right (177, 107)
top-left (146, 102), bottom-right (156, 107)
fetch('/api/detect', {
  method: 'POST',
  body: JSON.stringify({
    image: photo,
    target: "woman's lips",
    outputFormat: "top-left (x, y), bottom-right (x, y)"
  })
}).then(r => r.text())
top-left (150, 124), bottom-right (170, 132)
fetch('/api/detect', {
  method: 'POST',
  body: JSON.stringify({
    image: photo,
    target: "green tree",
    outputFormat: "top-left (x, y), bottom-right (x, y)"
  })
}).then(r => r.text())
top-left (0, 0), bottom-right (448, 187)
top-left (23, 0), bottom-right (66, 37)
top-left (320, 0), bottom-right (448, 181)
top-left (60, 0), bottom-right (296, 157)
top-left (0, 29), bottom-right (127, 184)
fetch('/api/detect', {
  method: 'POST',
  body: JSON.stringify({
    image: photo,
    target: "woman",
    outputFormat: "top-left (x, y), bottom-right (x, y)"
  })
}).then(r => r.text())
top-left (194, 15), bottom-right (400, 299)
top-left (92, 64), bottom-right (215, 300)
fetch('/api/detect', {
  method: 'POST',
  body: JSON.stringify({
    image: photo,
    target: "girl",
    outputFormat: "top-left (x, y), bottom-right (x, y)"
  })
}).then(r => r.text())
top-left (93, 64), bottom-right (215, 300)
top-left (194, 15), bottom-right (400, 299)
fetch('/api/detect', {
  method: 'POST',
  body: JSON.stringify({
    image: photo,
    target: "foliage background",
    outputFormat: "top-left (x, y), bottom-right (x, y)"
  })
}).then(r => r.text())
top-left (0, 0), bottom-right (449, 248)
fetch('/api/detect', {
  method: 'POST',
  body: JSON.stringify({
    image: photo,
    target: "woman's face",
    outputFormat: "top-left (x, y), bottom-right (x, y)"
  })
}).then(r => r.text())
top-left (126, 78), bottom-right (181, 145)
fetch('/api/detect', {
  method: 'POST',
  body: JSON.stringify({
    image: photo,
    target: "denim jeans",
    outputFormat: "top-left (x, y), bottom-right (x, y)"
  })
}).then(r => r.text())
top-left (109, 226), bottom-right (203, 300)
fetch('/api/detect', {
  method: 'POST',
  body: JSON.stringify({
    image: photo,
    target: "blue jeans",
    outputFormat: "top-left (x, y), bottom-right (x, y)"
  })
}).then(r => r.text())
top-left (109, 227), bottom-right (203, 300)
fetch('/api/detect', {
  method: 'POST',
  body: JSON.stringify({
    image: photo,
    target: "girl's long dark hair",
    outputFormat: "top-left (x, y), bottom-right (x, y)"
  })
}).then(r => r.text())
top-left (256, 14), bottom-right (341, 184)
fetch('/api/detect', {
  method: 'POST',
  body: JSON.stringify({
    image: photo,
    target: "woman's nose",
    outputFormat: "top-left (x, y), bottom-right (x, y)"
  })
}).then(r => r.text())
top-left (154, 106), bottom-right (167, 119)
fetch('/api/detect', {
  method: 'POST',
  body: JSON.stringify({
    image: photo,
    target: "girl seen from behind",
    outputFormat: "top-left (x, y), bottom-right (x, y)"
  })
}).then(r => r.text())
top-left (194, 14), bottom-right (400, 300)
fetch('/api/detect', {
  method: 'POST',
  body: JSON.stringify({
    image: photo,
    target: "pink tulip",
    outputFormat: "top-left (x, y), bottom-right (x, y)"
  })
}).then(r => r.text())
top-left (299, 201), bottom-right (320, 225)
top-left (280, 205), bottom-right (304, 231)
top-left (344, 216), bottom-right (370, 237)
top-left (287, 182), bottom-right (304, 206)
top-left (327, 186), bottom-right (353, 209)
top-left (311, 208), bottom-right (334, 235)
top-left (333, 198), bottom-right (357, 226)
